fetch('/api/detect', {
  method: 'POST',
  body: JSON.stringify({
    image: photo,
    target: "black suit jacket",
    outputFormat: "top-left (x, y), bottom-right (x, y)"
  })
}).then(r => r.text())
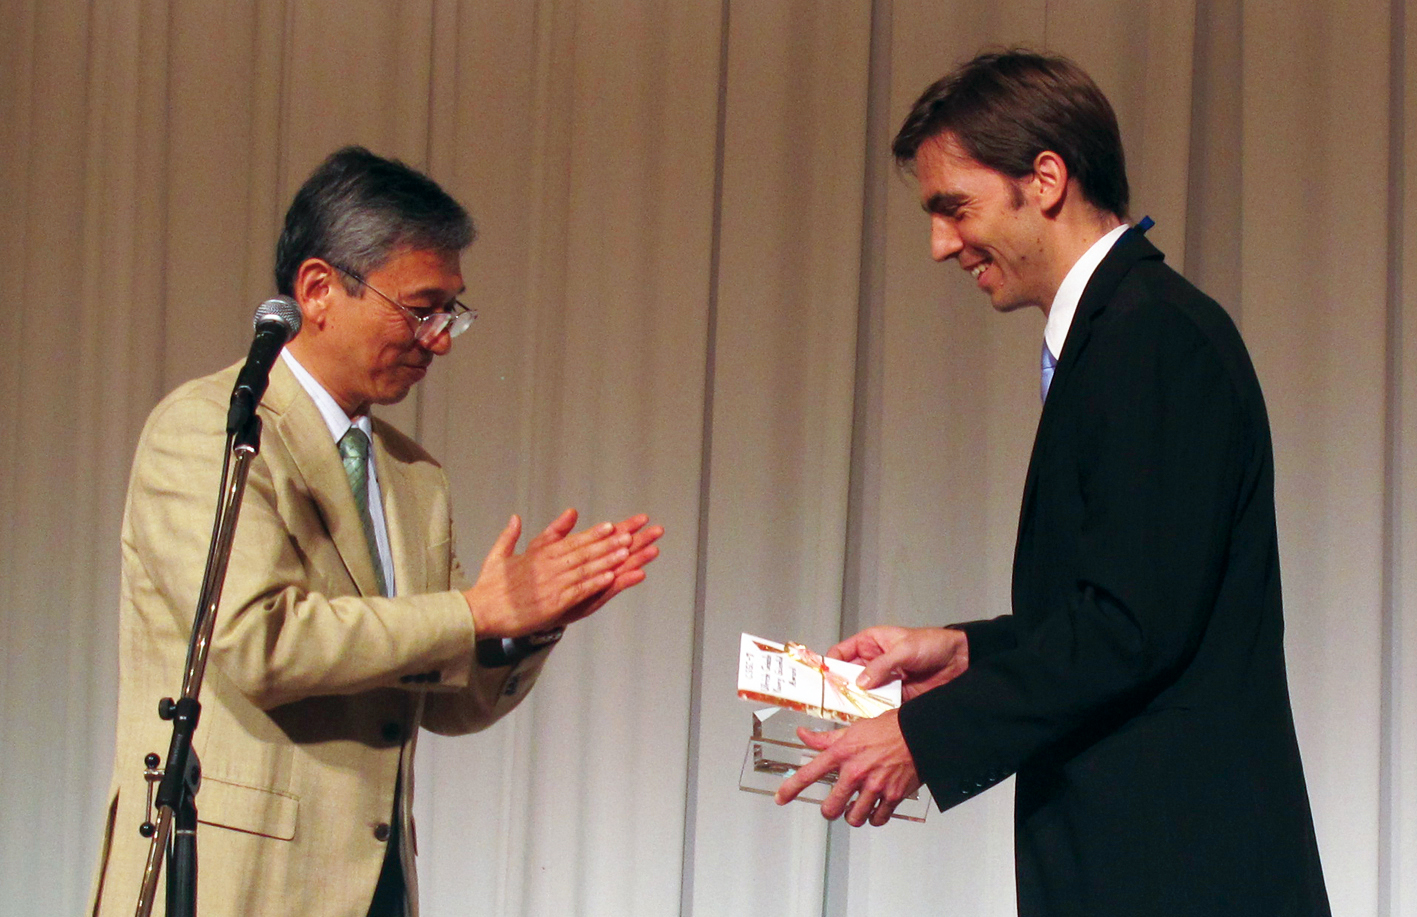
top-left (898, 230), bottom-right (1330, 917)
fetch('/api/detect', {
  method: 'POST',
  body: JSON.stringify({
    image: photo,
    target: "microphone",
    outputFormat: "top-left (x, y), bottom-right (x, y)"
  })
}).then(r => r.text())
top-left (227, 297), bottom-right (302, 434)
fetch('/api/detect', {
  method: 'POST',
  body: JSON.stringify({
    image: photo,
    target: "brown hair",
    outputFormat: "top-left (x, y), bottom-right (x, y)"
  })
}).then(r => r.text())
top-left (893, 49), bottom-right (1129, 218)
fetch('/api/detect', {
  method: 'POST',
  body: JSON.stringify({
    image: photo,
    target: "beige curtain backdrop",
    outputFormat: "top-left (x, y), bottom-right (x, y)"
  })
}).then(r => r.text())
top-left (1, 1), bottom-right (1412, 915)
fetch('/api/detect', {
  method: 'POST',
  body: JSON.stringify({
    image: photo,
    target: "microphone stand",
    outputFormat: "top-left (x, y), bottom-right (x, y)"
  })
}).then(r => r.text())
top-left (134, 408), bottom-right (264, 917)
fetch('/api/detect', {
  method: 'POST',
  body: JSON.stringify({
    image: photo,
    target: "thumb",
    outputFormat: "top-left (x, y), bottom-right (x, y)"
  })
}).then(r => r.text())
top-left (491, 514), bottom-right (522, 558)
top-left (796, 726), bottom-right (842, 751)
top-left (857, 650), bottom-right (905, 690)
top-left (529, 507), bottom-right (578, 549)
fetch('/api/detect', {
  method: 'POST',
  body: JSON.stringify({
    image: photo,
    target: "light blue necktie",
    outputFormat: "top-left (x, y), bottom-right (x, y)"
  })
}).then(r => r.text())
top-left (337, 426), bottom-right (387, 596)
top-left (1041, 341), bottom-right (1058, 403)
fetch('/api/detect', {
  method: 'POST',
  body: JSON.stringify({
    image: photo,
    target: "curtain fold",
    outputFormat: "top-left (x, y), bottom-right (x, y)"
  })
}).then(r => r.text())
top-left (1387, 5), bottom-right (1415, 915)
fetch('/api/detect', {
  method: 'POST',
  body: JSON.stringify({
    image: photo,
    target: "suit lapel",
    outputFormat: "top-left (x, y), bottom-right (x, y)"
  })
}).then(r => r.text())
top-left (262, 360), bottom-right (384, 597)
top-left (1045, 227), bottom-right (1163, 406)
top-left (1017, 226), bottom-right (1165, 529)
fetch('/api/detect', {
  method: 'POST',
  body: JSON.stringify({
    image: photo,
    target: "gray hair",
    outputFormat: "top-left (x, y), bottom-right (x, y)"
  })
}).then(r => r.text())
top-left (274, 146), bottom-right (474, 296)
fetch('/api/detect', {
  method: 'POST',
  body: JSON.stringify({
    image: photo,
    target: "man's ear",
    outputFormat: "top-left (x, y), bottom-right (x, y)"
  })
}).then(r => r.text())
top-left (1031, 150), bottom-right (1069, 215)
top-left (292, 258), bottom-right (338, 329)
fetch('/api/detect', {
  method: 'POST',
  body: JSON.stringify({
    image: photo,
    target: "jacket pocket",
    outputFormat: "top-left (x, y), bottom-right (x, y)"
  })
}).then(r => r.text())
top-left (195, 775), bottom-right (298, 840)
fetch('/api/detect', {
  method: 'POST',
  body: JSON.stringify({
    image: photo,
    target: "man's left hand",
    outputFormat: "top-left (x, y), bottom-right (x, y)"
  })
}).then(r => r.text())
top-left (774, 709), bottom-right (922, 827)
top-left (550, 513), bottom-right (663, 626)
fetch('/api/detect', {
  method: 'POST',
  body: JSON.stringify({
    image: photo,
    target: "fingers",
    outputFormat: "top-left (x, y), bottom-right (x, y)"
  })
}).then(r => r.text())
top-left (526, 515), bottom-right (663, 629)
top-left (817, 763), bottom-right (905, 826)
top-left (776, 750), bottom-right (899, 827)
top-left (571, 538), bottom-right (634, 581)
top-left (828, 626), bottom-right (897, 663)
top-left (488, 514), bottom-right (522, 560)
top-left (868, 798), bottom-right (899, 827)
top-left (551, 507), bottom-right (580, 532)
top-left (838, 627), bottom-right (968, 693)
top-left (527, 508), bottom-right (579, 551)
top-left (469, 512), bottom-right (661, 639)
top-left (524, 512), bottom-right (660, 566)
top-left (816, 764), bottom-right (860, 821)
top-left (844, 783), bottom-right (901, 827)
top-left (548, 524), bottom-right (631, 579)
top-left (560, 566), bottom-right (619, 606)
top-left (525, 538), bottom-right (628, 620)
top-left (544, 519), bottom-right (619, 561)
top-left (540, 518), bottom-right (660, 575)
top-left (553, 541), bottom-right (659, 627)
top-left (555, 515), bottom-right (660, 560)
top-left (775, 743), bottom-right (839, 807)
top-left (827, 633), bottom-right (865, 662)
top-left (615, 535), bottom-right (661, 578)
top-left (775, 713), bottom-right (919, 827)
top-left (596, 524), bottom-right (661, 585)
top-left (611, 513), bottom-right (651, 536)
top-left (775, 753), bottom-right (884, 824)
top-left (857, 649), bottom-right (907, 690)
top-left (772, 727), bottom-right (845, 808)
top-left (796, 726), bottom-right (841, 751)
top-left (626, 523), bottom-right (663, 555)
top-left (845, 787), bottom-right (880, 827)
top-left (593, 562), bottom-right (652, 604)
top-left (609, 568), bottom-right (648, 593)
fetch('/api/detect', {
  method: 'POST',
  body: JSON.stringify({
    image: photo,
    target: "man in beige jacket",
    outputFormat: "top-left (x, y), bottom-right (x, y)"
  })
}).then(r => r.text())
top-left (91, 147), bottom-right (661, 917)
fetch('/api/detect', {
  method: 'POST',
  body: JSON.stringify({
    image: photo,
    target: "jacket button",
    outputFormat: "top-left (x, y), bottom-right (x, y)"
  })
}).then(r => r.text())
top-left (381, 722), bottom-right (402, 743)
top-left (374, 823), bottom-right (391, 842)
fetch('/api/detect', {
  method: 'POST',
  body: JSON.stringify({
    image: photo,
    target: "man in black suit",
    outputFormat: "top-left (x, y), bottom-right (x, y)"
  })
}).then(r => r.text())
top-left (776, 50), bottom-right (1330, 916)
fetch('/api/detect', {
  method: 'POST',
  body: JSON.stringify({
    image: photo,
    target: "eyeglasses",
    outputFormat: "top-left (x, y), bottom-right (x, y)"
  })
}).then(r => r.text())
top-left (331, 263), bottom-right (477, 346)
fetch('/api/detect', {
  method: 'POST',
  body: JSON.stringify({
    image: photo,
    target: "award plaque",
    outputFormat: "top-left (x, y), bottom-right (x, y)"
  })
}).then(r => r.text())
top-left (736, 634), bottom-right (930, 822)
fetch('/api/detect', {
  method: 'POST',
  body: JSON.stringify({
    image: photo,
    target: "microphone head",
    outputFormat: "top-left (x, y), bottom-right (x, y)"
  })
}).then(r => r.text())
top-left (253, 296), bottom-right (302, 336)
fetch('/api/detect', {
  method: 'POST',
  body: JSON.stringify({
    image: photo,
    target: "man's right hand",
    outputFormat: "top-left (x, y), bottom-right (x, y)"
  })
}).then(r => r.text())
top-left (463, 509), bottom-right (632, 639)
top-left (829, 625), bottom-right (970, 701)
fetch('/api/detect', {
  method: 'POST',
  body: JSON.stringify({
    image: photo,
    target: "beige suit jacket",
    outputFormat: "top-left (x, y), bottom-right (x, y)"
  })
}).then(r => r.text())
top-left (92, 360), bottom-right (546, 917)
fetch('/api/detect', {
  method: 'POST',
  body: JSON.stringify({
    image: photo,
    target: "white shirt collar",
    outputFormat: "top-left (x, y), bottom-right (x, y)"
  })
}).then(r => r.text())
top-left (280, 350), bottom-right (372, 444)
top-left (1043, 222), bottom-right (1130, 361)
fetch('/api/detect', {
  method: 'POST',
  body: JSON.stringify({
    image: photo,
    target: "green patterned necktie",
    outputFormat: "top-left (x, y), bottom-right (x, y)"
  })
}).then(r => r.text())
top-left (337, 426), bottom-right (388, 596)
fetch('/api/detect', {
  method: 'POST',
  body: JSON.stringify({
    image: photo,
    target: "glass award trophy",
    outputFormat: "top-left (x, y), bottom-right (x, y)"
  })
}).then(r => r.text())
top-left (736, 634), bottom-right (930, 822)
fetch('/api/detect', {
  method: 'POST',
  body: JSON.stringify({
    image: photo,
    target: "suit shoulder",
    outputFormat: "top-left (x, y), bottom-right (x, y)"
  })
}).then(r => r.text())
top-left (140, 363), bottom-right (243, 438)
top-left (371, 416), bottom-right (442, 469)
top-left (1090, 263), bottom-right (1257, 378)
top-left (1107, 261), bottom-right (1245, 351)
top-left (1087, 261), bottom-right (1268, 418)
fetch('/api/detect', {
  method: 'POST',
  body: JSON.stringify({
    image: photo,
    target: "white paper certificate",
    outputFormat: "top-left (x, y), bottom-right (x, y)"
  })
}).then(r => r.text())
top-left (736, 633), bottom-right (900, 724)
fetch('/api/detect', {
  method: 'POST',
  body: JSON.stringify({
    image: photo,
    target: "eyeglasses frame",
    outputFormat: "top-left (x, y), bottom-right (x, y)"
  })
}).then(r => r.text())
top-left (328, 261), bottom-right (476, 346)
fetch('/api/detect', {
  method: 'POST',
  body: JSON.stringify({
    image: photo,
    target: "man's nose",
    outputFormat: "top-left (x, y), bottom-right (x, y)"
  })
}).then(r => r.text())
top-left (419, 327), bottom-right (454, 355)
top-left (931, 218), bottom-right (963, 262)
